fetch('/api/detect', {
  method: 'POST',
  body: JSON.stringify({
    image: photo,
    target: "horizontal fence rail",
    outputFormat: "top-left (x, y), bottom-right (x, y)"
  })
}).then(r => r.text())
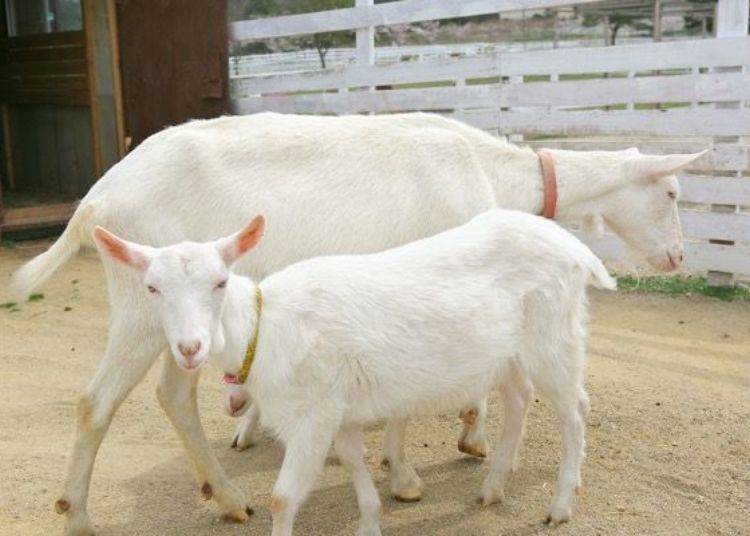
top-left (234, 73), bottom-right (750, 114)
top-left (232, 37), bottom-right (750, 96)
top-left (230, 0), bottom-right (603, 41)
top-left (459, 109), bottom-right (750, 137)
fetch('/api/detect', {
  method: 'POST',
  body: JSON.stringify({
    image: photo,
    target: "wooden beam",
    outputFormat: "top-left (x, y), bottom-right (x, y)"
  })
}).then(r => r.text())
top-left (83, 0), bottom-right (124, 178)
top-left (1, 105), bottom-right (14, 190)
top-left (0, 202), bottom-right (76, 232)
top-left (107, 0), bottom-right (126, 158)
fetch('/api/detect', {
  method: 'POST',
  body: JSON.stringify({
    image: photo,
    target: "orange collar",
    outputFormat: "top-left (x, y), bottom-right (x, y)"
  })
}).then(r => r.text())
top-left (536, 150), bottom-right (557, 219)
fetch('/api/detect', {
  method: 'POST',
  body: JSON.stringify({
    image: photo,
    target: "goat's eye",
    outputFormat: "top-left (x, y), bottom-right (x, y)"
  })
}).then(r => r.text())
top-left (147, 285), bottom-right (159, 294)
top-left (667, 191), bottom-right (677, 200)
top-left (215, 280), bottom-right (227, 290)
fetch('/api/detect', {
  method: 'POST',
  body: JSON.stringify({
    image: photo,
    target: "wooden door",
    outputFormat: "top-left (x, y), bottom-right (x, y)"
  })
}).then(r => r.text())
top-left (115, 0), bottom-right (229, 149)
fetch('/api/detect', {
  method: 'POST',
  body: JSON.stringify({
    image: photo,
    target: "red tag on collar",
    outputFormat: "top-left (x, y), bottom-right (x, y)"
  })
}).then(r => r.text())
top-left (537, 150), bottom-right (558, 220)
top-left (222, 373), bottom-right (240, 385)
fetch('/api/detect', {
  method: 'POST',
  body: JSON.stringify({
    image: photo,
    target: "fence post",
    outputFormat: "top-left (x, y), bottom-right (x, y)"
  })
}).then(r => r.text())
top-left (708, 0), bottom-right (749, 286)
top-left (356, 0), bottom-right (375, 103)
top-left (652, 0), bottom-right (662, 42)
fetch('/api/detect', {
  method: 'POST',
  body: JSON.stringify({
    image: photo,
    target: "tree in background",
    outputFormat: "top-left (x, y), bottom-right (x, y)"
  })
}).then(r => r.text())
top-left (289, 0), bottom-right (354, 68)
top-left (582, 11), bottom-right (652, 45)
top-left (228, 0), bottom-right (353, 68)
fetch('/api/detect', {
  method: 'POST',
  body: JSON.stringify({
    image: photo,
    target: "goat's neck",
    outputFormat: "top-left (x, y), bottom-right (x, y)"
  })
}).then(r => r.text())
top-left (216, 274), bottom-right (259, 373)
top-left (474, 141), bottom-right (622, 224)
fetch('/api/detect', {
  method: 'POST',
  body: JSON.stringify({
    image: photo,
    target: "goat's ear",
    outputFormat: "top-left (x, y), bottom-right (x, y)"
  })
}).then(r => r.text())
top-left (92, 226), bottom-right (153, 270)
top-left (624, 150), bottom-right (708, 182)
top-left (217, 215), bottom-right (265, 265)
top-left (582, 213), bottom-right (606, 238)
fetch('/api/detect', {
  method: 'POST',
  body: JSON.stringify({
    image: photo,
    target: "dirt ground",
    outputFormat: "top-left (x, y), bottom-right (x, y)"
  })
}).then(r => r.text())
top-left (1, 242), bottom-right (748, 536)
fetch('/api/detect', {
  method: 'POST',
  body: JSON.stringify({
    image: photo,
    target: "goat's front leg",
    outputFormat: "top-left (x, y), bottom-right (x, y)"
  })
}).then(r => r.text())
top-left (335, 426), bottom-right (382, 536)
top-left (157, 354), bottom-right (253, 523)
top-left (56, 315), bottom-right (164, 536)
top-left (271, 419), bottom-right (336, 536)
top-left (382, 419), bottom-right (423, 502)
top-left (458, 397), bottom-right (489, 458)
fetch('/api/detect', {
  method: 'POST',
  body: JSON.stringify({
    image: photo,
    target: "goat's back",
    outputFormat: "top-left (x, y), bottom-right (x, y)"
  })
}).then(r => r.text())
top-left (252, 209), bottom-right (608, 423)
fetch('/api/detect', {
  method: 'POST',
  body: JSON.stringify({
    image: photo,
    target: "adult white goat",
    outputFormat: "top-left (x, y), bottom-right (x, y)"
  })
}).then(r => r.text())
top-left (91, 209), bottom-right (615, 535)
top-left (12, 113), bottom-right (702, 534)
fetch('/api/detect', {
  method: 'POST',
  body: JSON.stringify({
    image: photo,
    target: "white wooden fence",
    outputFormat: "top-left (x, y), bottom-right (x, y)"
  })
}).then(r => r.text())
top-left (229, 0), bottom-right (750, 283)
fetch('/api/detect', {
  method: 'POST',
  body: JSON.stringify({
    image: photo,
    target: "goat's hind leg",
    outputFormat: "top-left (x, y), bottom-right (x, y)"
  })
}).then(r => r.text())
top-left (458, 397), bottom-right (489, 458)
top-left (481, 367), bottom-right (532, 506)
top-left (157, 354), bottom-right (252, 523)
top-left (56, 313), bottom-right (164, 536)
top-left (544, 385), bottom-right (588, 525)
top-left (526, 289), bottom-right (589, 525)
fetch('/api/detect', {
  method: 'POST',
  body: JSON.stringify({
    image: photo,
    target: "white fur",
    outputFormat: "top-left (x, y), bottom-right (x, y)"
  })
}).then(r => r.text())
top-left (101, 209), bottom-right (614, 534)
top-left (10, 113), bottom-right (702, 534)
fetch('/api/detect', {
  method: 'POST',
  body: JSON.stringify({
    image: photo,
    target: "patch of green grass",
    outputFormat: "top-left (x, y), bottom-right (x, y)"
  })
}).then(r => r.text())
top-left (1, 239), bottom-right (17, 249)
top-left (27, 293), bottom-right (45, 302)
top-left (1, 301), bottom-right (17, 309)
top-left (617, 275), bottom-right (750, 302)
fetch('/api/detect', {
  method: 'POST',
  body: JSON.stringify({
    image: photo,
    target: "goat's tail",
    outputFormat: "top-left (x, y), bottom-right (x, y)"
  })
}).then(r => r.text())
top-left (11, 202), bottom-right (97, 297)
top-left (578, 246), bottom-right (617, 291)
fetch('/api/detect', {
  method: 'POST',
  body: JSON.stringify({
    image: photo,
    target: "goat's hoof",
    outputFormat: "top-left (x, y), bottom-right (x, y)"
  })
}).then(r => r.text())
top-left (357, 525), bottom-right (383, 536)
top-left (459, 408), bottom-right (478, 425)
top-left (393, 484), bottom-right (422, 503)
top-left (220, 507), bottom-right (252, 524)
top-left (545, 507), bottom-right (571, 526)
top-left (201, 483), bottom-right (213, 500)
top-left (55, 498), bottom-right (70, 514)
top-left (480, 488), bottom-right (504, 507)
top-left (231, 432), bottom-right (256, 452)
top-left (457, 439), bottom-right (487, 458)
top-left (481, 495), bottom-right (502, 507)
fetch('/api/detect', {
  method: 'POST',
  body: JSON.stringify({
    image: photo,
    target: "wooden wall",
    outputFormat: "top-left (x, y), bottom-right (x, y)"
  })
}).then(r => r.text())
top-left (4, 105), bottom-right (94, 200)
top-left (116, 0), bottom-right (228, 149)
top-left (0, 1), bottom-right (96, 204)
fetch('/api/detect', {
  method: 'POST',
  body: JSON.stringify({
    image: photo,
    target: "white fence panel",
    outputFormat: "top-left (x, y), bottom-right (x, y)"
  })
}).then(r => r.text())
top-left (229, 0), bottom-right (750, 281)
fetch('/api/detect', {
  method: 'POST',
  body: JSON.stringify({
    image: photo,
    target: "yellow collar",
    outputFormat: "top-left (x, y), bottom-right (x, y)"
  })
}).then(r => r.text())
top-left (223, 286), bottom-right (262, 385)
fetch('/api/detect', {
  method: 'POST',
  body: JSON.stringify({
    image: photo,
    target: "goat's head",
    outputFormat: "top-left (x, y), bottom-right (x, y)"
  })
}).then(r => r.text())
top-left (93, 215), bottom-right (265, 371)
top-left (572, 149), bottom-right (707, 272)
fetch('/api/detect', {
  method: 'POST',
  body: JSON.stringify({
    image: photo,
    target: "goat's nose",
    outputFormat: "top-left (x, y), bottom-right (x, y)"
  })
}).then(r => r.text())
top-left (178, 341), bottom-right (201, 358)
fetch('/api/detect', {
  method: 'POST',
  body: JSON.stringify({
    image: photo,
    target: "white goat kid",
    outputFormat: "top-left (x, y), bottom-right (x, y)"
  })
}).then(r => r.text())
top-left (92, 209), bottom-right (615, 535)
top-left (12, 114), bottom-right (704, 530)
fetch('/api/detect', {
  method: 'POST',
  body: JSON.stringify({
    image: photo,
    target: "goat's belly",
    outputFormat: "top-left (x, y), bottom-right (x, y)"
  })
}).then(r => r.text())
top-left (344, 359), bottom-right (509, 424)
